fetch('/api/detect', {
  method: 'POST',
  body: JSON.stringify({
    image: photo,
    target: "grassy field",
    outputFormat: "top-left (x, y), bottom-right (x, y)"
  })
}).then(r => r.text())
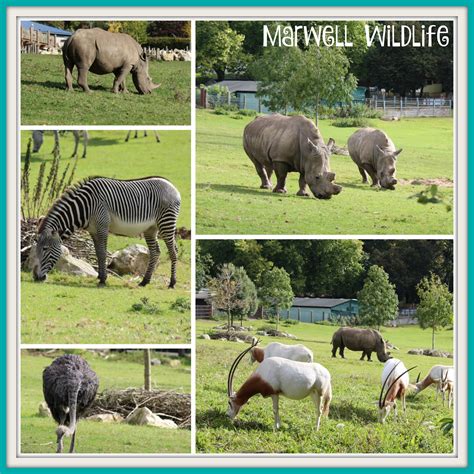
top-left (21, 131), bottom-right (191, 344)
top-left (196, 110), bottom-right (453, 235)
top-left (21, 55), bottom-right (191, 125)
top-left (21, 351), bottom-right (191, 454)
top-left (196, 319), bottom-right (454, 454)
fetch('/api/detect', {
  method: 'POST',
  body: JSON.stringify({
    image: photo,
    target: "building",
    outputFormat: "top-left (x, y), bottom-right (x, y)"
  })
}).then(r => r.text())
top-left (195, 289), bottom-right (213, 319)
top-left (280, 297), bottom-right (359, 324)
top-left (21, 21), bottom-right (72, 53)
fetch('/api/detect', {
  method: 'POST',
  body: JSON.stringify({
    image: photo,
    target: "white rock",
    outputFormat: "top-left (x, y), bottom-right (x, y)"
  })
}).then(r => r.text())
top-left (55, 247), bottom-right (98, 277)
top-left (38, 401), bottom-right (51, 417)
top-left (336, 423), bottom-right (345, 429)
top-left (201, 334), bottom-right (211, 340)
top-left (87, 413), bottom-right (124, 423)
top-left (108, 244), bottom-right (149, 275)
top-left (126, 407), bottom-right (178, 429)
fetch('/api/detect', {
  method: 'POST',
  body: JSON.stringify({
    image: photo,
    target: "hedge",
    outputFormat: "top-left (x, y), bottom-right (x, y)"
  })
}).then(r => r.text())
top-left (143, 36), bottom-right (190, 49)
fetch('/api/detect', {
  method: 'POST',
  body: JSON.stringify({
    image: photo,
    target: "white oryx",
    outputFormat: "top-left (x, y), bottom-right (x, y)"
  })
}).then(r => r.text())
top-left (413, 365), bottom-right (454, 408)
top-left (249, 340), bottom-right (313, 364)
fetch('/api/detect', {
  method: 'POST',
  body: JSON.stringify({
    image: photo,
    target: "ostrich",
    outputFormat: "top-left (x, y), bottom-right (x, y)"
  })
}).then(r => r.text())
top-left (42, 354), bottom-right (99, 453)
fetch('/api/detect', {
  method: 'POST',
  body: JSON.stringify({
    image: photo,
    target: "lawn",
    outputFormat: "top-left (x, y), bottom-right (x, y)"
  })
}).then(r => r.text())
top-left (20, 130), bottom-right (191, 344)
top-left (21, 351), bottom-right (191, 454)
top-left (21, 54), bottom-right (191, 125)
top-left (196, 110), bottom-right (453, 235)
top-left (196, 319), bottom-right (454, 454)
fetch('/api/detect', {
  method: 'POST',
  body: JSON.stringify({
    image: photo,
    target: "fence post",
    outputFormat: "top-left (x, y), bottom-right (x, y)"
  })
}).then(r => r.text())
top-left (400, 97), bottom-right (403, 117)
top-left (383, 99), bottom-right (386, 113)
top-left (227, 91), bottom-right (231, 106)
top-left (243, 94), bottom-right (247, 109)
top-left (298, 308), bottom-right (301, 322)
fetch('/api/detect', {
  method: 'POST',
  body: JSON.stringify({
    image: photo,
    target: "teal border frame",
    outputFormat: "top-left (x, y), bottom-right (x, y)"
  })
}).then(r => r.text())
top-left (1, 1), bottom-right (471, 471)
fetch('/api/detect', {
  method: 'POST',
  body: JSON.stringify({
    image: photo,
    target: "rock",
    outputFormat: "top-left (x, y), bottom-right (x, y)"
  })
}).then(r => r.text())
top-left (408, 349), bottom-right (424, 355)
top-left (150, 358), bottom-right (162, 366)
top-left (430, 350), bottom-right (446, 358)
top-left (87, 413), bottom-right (124, 423)
top-left (336, 423), bottom-right (345, 429)
top-left (25, 244), bottom-right (98, 278)
top-left (126, 407), bottom-right (178, 429)
top-left (168, 359), bottom-right (181, 367)
top-left (201, 334), bottom-right (211, 340)
top-left (256, 331), bottom-right (267, 336)
top-left (108, 244), bottom-right (149, 275)
top-left (162, 51), bottom-right (175, 61)
top-left (38, 401), bottom-right (51, 417)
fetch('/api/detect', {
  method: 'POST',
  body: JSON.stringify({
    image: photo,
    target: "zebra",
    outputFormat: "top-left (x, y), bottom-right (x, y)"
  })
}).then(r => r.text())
top-left (33, 176), bottom-right (181, 288)
top-left (32, 130), bottom-right (89, 158)
top-left (125, 130), bottom-right (160, 143)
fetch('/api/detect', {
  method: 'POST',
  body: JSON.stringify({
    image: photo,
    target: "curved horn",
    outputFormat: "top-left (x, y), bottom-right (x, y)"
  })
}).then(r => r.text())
top-left (416, 372), bottom-right (421, 384)
top-left (381, 366), bottom-right (417, 408)
top-left (379, 361), bottom-right (400, 408)
top-left (442, 369), bottom-right (448, 384)
top-left (227, 338), bottom-right (260, 396)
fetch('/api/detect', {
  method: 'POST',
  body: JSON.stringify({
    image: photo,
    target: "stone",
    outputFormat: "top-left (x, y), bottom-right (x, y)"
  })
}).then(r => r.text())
top-left (150, 358), bottom-right (162, 366)
top-left (125, 407), bottom-right (177, 429)
top-left (87, 413), bottom-right (124, 423)
top-left (408, 349), bottom-right (424, 355)
top-left (168, 359), bottom-right (181, 368)
top-left (108, 244), bottom-right (149, 275)
top-left (201, 334), bottom-right (211, 340)
top-left (336, 423), bottom-right (345, 429)
top-left (38, 401), bottom-right (51, 417)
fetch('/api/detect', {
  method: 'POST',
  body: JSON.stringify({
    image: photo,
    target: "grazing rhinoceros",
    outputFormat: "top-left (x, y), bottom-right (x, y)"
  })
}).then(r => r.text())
top-left (331, 327), bottom-right (391, 362)
top-left (347, 128), bottom-right (402, 190)
top-left (243, 114), bottom-right (342, 199)
top-left (62, 28), bottom-right (160, 94)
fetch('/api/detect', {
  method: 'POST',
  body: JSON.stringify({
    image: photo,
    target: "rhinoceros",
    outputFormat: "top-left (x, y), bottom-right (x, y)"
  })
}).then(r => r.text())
top-left (243, 114), bottom-right (342, 199)
top-left (62, 28), bottom-right (160, 94)
top-left (347, 128), bottom-right (402, 190)
top-left (331, 327), bottom-right (391, 362)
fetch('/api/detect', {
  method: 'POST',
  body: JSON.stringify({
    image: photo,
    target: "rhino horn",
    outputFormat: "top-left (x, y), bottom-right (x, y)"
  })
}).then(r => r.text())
top-left (394, 148), bottom-right (403, 157)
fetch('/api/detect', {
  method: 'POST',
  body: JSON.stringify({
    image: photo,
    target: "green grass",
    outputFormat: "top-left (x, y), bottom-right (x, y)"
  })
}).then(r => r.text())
top-left (21, 54), bottom-right (190, 125)
top-left (21, 351), bottom-right (191, 454)
top-left (196, 110), bottom-right (453, 235)
top-left (196, 320), bottom-right (454, 454)
top-left (21, 130), bottom-right (191, 344)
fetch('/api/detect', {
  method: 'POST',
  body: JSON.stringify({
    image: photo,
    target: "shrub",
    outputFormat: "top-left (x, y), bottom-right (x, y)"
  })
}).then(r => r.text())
top-left (213, 107), bottom-right (231, 116)
top-left (237, 109), bottom-right (258, 117)
top-left (130, 297), bottom-right (161, 315)
top-left (143, 36), bottom-right (190, 49)
top-left (170, 297), bottom-right (191, 313)
top-left (332, 117), bottom-right (370, 128)
top-left (282, 319), bottom-right (299, 326)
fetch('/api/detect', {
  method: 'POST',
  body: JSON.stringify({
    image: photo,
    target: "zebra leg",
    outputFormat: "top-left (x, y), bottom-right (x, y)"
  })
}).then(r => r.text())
top-left (82, 131), bottom-right (89, 159)
top-left (164, 233), bottom-right (178, 289)
top-left (71, 130), bottom-right (79, 158)
top-left (91, 231), bottom-right (109, 286)
top-left (140, 229), bottom-right (161, 287)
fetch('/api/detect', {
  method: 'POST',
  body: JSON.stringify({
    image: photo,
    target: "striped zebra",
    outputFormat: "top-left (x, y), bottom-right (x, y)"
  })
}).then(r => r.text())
top-left (33, 176), bottom-right (181, 287)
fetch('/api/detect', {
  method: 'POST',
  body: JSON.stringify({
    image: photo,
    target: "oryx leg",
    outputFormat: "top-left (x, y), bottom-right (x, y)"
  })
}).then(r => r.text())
top-left (71, 130), bottom-right (80, 158)
top-left (140, 227), bottom-right (161, 287)
top-left (271, 395), bottom-right (281, 431)
top-left (125, 131), bottom-right (132, 142)
top-left (154, 131), bottom-right (161, 142)
top-left (311, 392), bottom-right (323, 431)
top-left (81, 131), bottom-right (89, 158)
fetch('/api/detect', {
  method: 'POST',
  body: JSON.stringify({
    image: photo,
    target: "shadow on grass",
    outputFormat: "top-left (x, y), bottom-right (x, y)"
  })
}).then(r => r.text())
top-left (196, 408), bottom-right (270, 431)
top-left (22, 79), bottom-right (115, 93)
top-left (330, 400), bottom-right (377, 423)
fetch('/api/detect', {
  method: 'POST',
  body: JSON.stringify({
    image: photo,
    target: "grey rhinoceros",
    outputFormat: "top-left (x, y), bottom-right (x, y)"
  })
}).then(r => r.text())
top-left (331, 327), bottom-right (392, 362)
top-left (347, 128), bottom-right (402, 190)
top-left (243, 114), bottom-right (342, 199)
top-left (62, 28), bottom-right (160, 94)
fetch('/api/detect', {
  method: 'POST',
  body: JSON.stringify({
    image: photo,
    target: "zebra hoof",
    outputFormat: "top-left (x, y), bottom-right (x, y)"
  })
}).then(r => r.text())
top-left (168, 281), bottom-right (176, 289)
top-left (97, 281), bottom-right (106, 287)
top-left (139, 280), bottom-right (150, 287)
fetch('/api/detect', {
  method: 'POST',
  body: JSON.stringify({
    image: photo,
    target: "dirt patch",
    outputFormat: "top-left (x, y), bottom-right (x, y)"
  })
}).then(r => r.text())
top-left (398, 178), bottom-right (453, 187)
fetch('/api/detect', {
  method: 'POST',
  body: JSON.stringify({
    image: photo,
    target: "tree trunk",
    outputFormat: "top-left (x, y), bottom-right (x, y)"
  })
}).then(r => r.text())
top-left (144, 349), bottom-right (152, 391)
top-left (215, 68), bottom-right (225, 82)
top-left (227, 309), bottom-right (231, 331)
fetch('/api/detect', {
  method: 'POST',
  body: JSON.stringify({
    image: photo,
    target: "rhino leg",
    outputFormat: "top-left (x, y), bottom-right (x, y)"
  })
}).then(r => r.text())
top-left (358, 166), bottom-right (368, 184)
top-left (76, 67), bottom-right (91, 93)
top-left (113, 66), bottom-right (132, 94)
top-left (297, 174), bottom-right (309, 196)
top-left (339, 345), bottom-right (345, 358)
top-left (366, 351), bottom-right (373, 361)
top-left (273, 162), bottom-right (289, 193)
top-left (251, 160), bottom-right (272, 189)
top-left (264, 165), bottom-right (274, 183)
top-left (331, 345), bottom-right (337, 358)
top-left (362, 164), bottom-right (379, 187)
top-left (64, 63), bottom-right (74, 91)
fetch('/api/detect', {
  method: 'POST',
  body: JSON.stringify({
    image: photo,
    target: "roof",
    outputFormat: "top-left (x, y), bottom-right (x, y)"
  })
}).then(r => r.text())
top-left (214, 80), bottom-right (259, 93)
top-left (292, 297), bottom-right (356, 308)
top-left (21, 21), bottom-right (73, 36)
top-left (196, 289), bottom-right (211, 300)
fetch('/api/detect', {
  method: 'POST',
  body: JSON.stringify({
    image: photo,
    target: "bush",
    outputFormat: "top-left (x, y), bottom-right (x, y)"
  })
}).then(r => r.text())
top-left (144, 36), bottom-right (190, 49)
top-left (332, 117), bottom-right (370, 128)
top-left (282, 319), bottom-right (299, 326)
top-left (213, 107), bottom-right (231, 116)
top-left (237, 109), bottom-right (258, 117)
top-left (130, 297), bottom-right (161, 315)
top-left (170, 297), bottom-right (191, 313)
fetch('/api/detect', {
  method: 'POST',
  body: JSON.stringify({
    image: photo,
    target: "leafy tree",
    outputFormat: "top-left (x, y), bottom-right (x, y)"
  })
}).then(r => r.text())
top-left (358, 265), bottom-right (399, 330)
top-left (253, 41), bottom-right (357, 124)
top-left (233, 240), bottom-right (271, 283)
top-left (416, 273), bottom-right (453, 349)
top-left (196, 245), bottom-right (213, 290)
top-left (258, 267), bottom-right (294, 331)
top-left (196, 21), bottom-right (245, 81)
top-left (231, 267), bottom-right (258, 326)
top-left (108, 21), bottom-right (148, 43)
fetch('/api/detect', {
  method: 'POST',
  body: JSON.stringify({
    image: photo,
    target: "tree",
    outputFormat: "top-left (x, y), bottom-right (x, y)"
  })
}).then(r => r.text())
top-left (231, 267), bottom-right (258, 326)
top-left (358, 265), bottom-right (399, 330)
top-left (196, 21), bottom-right (245, 81)
top-left (258, 267), bottom-right (294, 331)
top-left (207, 263), bottom-right (253, 328)
top-left (144, 349), bottom-right (152, 390)
top-left (253, 42), bottom-right (357, 124)
top-left (108, 21), bottom-right (148, 43)
top-left (416, 273), bottom-right (453, 349)
top-left (196, 245), bottom-right (213, 290)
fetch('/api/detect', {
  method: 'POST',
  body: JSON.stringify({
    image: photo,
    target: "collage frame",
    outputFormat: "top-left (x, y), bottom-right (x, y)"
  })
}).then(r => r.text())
top-left (2, 1), bottom-right (472, 471)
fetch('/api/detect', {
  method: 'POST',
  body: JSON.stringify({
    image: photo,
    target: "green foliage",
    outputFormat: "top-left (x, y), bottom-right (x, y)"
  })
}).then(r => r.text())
top-left (196, 245), bottom-right (213, 290)
top-left (416, 273), bottom-right (453, 349)
top-left (130, 297), bottom-right (161, 315)
top-left (332, 117), bottom-right (371, 128)
top-left (358, 265), bottom-right (399, 329)
top-left (237, 108), bottom-right (258, 117)
top-left (411, 185), bottom-right (452, 212)
top-left (144, 36), bottom-right (190, 49)
top-left (232, 266), bottom-right (258, 325)
top-left (21, 55), bottom-right (190, 125)
top-left (170, 297), bottom-right (191, 313)
top-left (196, 110), bottom-right (453, 235)
top-left (147, 21), bottom-right (190, 38)
top-left (108, 21), bottom-right (148, 43)
top-left (196, 320), bottom-right (453, 454)
top-left (439, 417), bottom-right (454, 435)
top-left (258, 266), bottom-right (293, 331)
top-left (196, 21), bottom-right (246, 80)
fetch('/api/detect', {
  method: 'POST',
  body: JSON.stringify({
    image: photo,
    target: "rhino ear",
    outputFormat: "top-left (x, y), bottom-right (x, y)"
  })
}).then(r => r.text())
top-left (327, 138), bottom-right (335, 151)
top-left (307, 138), bottom-right (320, 153)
